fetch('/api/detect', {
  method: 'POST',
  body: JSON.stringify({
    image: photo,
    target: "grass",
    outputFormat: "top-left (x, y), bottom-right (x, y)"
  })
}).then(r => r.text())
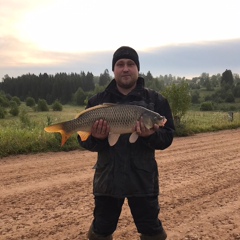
top-left (0, 104), bottom-right (240, 158)
top-left (181, 111), bottom-right (240, 133)
top-left (0, 105), bottom-right (85, 157)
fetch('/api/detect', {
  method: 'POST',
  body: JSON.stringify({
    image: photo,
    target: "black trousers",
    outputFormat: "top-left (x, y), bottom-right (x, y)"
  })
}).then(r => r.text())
top-left (92, 195), bottom-right (164, 236)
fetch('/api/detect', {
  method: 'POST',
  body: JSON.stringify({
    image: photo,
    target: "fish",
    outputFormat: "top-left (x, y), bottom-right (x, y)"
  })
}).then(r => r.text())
top-left (44, 103), bottom-right (167, 147)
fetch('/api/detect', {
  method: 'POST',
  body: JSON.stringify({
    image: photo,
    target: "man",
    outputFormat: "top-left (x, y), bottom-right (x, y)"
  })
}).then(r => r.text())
top-left (78, 46), bottom-right (175, 240)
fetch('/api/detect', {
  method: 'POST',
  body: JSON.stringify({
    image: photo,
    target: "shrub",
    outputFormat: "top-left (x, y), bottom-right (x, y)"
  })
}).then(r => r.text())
top-left (52, 100), bottom-right (63, 111)
top-left (19, 109), bottom-right (32, 127)
top-left (12, 96), bottom-right (21, 106)
top-left (9, 100), bottom-right (19, 116)
top-left (0, 95), bottom-right (9, 107)
top-left (0, 106), bottom-right (5, 118)
top-left (175, 122), bottom-right (194, 137)
top-left (26, 97), bottom-right (36, 107)
top-left (37, 99), bottom-right (49, 111)
top-left (200, 102), bottom-right (213, 111)
top-left (225, 92), bottom-right (235, 103)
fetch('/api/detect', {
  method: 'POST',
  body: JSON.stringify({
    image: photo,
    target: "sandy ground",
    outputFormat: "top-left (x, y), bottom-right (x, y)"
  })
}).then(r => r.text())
top-left (0, 129), bottom-right (240, 240)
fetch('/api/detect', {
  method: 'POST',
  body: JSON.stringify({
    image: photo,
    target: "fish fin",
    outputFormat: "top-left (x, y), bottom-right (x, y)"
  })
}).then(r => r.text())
top-left (75, 104), bottom-right (116, 119)
top-left (77, 131), bottom-right (91, 141)
top-left (129, 132), bottom-right (139, 143)
top-left (44, 123), bottom-right (71, 146)
top-left (108, 133), bottom-right (120, 146)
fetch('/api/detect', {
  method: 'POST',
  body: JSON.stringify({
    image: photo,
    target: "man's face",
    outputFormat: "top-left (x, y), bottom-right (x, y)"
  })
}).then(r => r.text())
top-left (113, 59), bottom-right (139, 90)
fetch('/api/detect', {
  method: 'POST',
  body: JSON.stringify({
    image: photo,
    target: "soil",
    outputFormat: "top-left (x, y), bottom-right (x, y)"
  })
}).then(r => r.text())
top-left (0, 129), bottom-right (240, 240)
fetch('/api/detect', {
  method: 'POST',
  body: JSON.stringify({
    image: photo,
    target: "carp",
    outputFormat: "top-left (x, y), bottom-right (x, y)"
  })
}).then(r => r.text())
top-left (44, 103), bottom-right (166, 146)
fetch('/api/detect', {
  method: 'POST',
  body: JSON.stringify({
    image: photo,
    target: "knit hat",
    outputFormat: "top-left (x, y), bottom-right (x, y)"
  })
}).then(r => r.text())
top-left (112, 46), bottom-right (140, 71)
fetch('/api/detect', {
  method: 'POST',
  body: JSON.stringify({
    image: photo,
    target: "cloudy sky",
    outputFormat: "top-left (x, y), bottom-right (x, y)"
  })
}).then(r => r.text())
top-left (1, 0), bottom-right (240, 80)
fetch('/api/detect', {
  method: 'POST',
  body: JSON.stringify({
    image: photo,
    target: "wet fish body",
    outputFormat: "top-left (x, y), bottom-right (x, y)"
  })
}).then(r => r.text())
top-left (44, 104), bottom-right (166, 146)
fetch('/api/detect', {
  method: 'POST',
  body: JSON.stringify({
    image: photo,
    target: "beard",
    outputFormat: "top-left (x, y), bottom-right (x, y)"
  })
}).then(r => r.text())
top-left (116, 75), bottom-right (138, 89)
top-left (117, 81), bottom-right (136, 89)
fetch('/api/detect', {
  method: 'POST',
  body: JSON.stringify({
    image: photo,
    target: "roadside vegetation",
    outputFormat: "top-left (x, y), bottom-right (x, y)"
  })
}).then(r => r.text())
top-left (0, 69), bottom-right (240, 157)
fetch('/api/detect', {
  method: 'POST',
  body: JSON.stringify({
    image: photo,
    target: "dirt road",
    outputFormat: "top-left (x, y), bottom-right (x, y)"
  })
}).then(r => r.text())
top-left (0, 129), bottom-right (240, 240)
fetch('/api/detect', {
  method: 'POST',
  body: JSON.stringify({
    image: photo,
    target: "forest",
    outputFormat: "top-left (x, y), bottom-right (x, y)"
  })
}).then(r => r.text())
top-left (1, 69), bottom-right (240, 108)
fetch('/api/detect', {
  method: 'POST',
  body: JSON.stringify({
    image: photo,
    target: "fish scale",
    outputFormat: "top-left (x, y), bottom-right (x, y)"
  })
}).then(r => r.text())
top-left (44, 104), bottom-right (166, 146)
top-left (73, 105), bottom-right (141, 133)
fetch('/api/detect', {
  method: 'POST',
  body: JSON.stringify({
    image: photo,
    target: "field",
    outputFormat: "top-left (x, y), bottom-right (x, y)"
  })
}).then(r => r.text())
top-left (0, 129), bottom-right (240, 240)
top-left (0, 104), bottom-right (240, 157)
top-left (0, 105), bottom-right (85, 157)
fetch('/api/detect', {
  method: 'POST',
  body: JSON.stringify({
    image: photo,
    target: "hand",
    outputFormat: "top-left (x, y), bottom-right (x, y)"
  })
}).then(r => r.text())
top-left (91, 119), bottom-right (110, 140)
top-left (134, 117), bottom-right (159, 138)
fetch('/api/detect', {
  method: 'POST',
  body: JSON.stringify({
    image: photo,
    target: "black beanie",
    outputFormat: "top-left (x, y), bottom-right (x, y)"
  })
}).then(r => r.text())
top-left (112, 46), bottom-right (140, 71)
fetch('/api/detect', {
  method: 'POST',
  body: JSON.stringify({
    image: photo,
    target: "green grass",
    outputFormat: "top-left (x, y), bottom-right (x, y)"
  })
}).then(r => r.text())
top-left (181, 111), bottom-right (240, 133)
top-left (0, 105), bottom-right (85, 157)
top-left (0, 104), bottom-right (240, 158)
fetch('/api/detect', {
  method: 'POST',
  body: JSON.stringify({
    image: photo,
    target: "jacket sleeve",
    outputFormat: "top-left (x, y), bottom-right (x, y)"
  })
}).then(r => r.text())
top-left (140, 94), bottom-right (175, 150)
top-left (77, 95), bottom-right (110, 152)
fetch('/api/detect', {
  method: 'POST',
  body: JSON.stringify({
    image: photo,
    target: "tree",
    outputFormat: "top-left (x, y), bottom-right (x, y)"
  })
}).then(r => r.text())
top-left (82, 72), bottom-right (95, 91)
top-left (145, 71), bottom-right (154, 87)
top-left (210, 74), bottom-right (221, 88)
top-left (221, 69), bottom-right (234, 89)
top-left (205, 78), bottom-right (214, 91)
top-left (73, 87), bottom-right (87, 106)
top-left (99, 69), bottom-right (111, 86)
top-left (191, 90), bottom-right (200, 104)
top-left (163, 81), bottom-right (191, 124)
top-left (233, 83), bottom-right (240, 97)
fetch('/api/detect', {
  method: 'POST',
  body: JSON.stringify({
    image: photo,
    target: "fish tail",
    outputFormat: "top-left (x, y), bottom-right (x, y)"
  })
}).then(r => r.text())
top-left (44, 123), bottom-right (72, 146)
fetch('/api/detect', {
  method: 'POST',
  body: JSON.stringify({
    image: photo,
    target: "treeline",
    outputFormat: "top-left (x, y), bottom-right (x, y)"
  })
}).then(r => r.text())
top-left (0, 71), bottom-right (96, 104)
top-left (1, 69), bottom-right (240, 106)
top-left (0, 69), bottom-right (186, 105)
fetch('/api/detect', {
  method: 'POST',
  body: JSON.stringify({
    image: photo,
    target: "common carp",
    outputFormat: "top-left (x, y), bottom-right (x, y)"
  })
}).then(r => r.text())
top-left (44, 103), bottom-right (166, 146)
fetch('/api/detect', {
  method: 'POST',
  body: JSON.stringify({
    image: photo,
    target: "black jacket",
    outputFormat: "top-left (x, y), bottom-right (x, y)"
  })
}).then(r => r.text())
top-left (78, 77), bottom-right (175, 197)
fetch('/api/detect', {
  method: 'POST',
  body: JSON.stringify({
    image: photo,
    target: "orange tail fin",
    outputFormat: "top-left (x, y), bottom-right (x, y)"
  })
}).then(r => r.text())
top-left (44, 123), bottom-right (72, 146)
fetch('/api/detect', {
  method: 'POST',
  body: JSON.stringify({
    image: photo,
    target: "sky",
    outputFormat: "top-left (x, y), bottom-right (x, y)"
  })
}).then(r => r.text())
top-left (1, 0), bottom-right (240, 81)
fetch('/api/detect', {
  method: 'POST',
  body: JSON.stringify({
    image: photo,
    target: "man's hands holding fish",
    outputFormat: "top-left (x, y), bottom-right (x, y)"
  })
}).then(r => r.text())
top-left (134, 117), bottom-right (159, 138)
top-left (91, 119), bottom-right (110, 140)
top-left (91, 118), bottom-right (158, 140)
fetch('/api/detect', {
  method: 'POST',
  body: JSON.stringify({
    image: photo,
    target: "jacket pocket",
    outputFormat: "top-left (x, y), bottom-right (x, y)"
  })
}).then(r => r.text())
top-left (130, 153), bottom-right (159, 194)
top-left (131, 156), bottom-right (157, 173)
top-left (131, 147), bottom-right (156, 173)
